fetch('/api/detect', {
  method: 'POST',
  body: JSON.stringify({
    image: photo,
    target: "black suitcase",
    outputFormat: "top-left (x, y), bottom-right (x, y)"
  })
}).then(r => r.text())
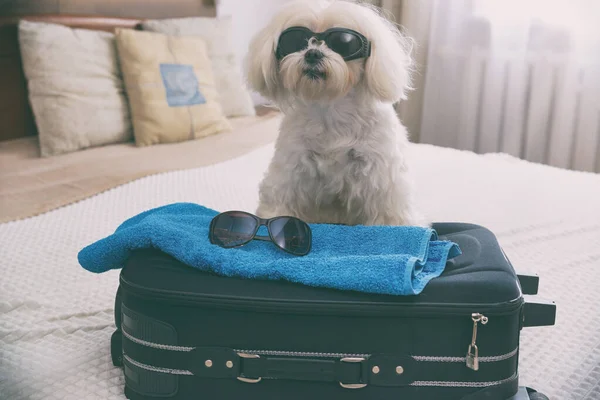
top-left (109, 223), bottom-right (556, 400)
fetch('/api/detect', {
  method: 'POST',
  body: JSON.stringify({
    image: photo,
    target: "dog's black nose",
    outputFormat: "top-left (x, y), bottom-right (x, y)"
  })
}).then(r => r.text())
top-left (304, 49), bottom-right (324, 65)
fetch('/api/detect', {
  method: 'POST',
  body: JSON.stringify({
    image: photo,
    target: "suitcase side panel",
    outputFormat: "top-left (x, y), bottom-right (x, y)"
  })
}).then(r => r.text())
top-left (118, 289), bottom-right (522, 400)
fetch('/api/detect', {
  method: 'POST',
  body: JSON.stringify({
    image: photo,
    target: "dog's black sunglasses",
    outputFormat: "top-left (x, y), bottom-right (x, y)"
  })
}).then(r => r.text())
top-left (276, 26), bottom-right (371, 61)
top-left (209, 211), bottom-right (312, 256)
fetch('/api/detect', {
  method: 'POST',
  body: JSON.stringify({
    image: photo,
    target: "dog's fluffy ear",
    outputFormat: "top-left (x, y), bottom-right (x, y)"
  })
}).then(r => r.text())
top-left (244, 23), bottom-right (280, 100)
top-left (363, 10), bottom-right (414, 103)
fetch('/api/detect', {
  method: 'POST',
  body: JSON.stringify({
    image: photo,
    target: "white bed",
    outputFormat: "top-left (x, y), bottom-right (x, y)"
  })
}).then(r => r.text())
top-left (1, 125), bottom-right (600, 399)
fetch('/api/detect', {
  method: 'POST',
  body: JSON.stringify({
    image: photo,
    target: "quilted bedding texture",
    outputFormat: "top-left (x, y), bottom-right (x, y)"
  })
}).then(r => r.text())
top-left (1, 142), bottom-right (600, 399)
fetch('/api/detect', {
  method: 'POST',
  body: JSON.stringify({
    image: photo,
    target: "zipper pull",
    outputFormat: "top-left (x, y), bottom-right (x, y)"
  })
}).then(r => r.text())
top-left (466, 313), bottom-right (488, 371)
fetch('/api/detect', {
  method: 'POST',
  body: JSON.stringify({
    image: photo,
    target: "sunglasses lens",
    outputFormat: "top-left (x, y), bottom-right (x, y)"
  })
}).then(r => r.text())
top-left (269, 217), bottom-right (311, 255)
top-left (211, 212), bottom-right (257, 248)
top-left (278, 29), bottom-right (312, 58)
top-left (326, 31), bottom-right (362, 57)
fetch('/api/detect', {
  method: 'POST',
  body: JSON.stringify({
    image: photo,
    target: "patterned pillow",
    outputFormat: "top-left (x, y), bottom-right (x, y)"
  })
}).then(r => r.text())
top-left (142, 16), bottom-right (256, 118)
top-left (115, 28), bottom-right (231, 146)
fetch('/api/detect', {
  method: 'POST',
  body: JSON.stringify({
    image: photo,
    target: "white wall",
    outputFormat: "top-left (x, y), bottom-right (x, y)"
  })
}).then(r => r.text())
top-left (217, 0), bottom-right (294, 104)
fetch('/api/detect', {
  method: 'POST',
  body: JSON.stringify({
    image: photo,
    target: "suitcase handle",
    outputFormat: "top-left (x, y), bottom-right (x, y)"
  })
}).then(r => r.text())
top-left (517, 274), bottom-right (539, 295)
top-left (522, 296), bottom-right (556, 328)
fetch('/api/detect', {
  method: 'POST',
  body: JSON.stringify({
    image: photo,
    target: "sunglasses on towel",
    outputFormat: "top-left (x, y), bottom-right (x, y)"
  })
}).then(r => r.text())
top-left (209, 211), bottom-right (312, 256)
top-left (276, 26), bottom-right (371, 61)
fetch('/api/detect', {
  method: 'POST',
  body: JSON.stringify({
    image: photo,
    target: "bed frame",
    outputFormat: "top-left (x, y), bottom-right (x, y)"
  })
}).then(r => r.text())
top-left (0, 6), bottom-right (216, 143)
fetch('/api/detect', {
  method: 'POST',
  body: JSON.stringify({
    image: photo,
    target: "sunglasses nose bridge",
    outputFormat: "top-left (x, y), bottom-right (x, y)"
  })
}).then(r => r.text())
top-left (257, 217), bottom-right (269, 226)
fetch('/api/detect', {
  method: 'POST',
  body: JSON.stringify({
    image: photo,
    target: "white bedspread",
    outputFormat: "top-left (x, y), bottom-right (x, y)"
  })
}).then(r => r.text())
top-left (1, 142), bottom-right (599, 400)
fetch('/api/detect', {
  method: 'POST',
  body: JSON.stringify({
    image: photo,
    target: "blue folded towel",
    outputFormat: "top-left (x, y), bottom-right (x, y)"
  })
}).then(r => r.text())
top-left (78, 203), bottom-right (460, 295)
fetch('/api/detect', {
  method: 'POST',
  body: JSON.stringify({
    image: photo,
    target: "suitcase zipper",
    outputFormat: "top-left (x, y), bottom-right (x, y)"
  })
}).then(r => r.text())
top-left (230, 349), bottom-right (370, 358)
top-left (121, 321), bottom-right (518, 365)
top-left (231, 347), bottom-right (517, 364)
top-left (466, 312), bottom-right (488, 371)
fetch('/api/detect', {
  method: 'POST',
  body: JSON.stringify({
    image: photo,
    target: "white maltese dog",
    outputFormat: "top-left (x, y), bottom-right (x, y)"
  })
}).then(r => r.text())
top-left (245, 0), bottom-right (427, 226)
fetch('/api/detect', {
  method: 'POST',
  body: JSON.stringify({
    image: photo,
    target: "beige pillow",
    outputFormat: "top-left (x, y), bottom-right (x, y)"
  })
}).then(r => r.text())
top-left (115, 28), bottom-right (231, 146)
top-left (18, 20), bottom-right (133, 157)
top-left (142, 17), bottom-right (256, 118)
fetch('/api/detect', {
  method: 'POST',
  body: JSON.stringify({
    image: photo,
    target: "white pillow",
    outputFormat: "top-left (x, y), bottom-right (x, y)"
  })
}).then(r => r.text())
top-left (142, 16), bottom-right (256, 118)
top-left (18, 20), bottom-right (132, 157)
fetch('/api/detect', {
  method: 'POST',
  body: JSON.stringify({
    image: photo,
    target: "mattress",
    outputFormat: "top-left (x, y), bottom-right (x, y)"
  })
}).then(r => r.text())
top-left (0, 107), bottom-right (282, 224)
top-left (1, 140), bottom-right (600, 399)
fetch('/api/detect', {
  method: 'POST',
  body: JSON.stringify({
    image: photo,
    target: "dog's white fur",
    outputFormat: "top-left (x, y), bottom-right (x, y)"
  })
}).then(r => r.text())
top-left (245, 0), bottom-right (427, 226)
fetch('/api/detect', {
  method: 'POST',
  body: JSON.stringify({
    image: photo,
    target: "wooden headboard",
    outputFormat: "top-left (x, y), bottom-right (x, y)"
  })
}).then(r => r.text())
top-left (0, 1), bottom-right (217, 142)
